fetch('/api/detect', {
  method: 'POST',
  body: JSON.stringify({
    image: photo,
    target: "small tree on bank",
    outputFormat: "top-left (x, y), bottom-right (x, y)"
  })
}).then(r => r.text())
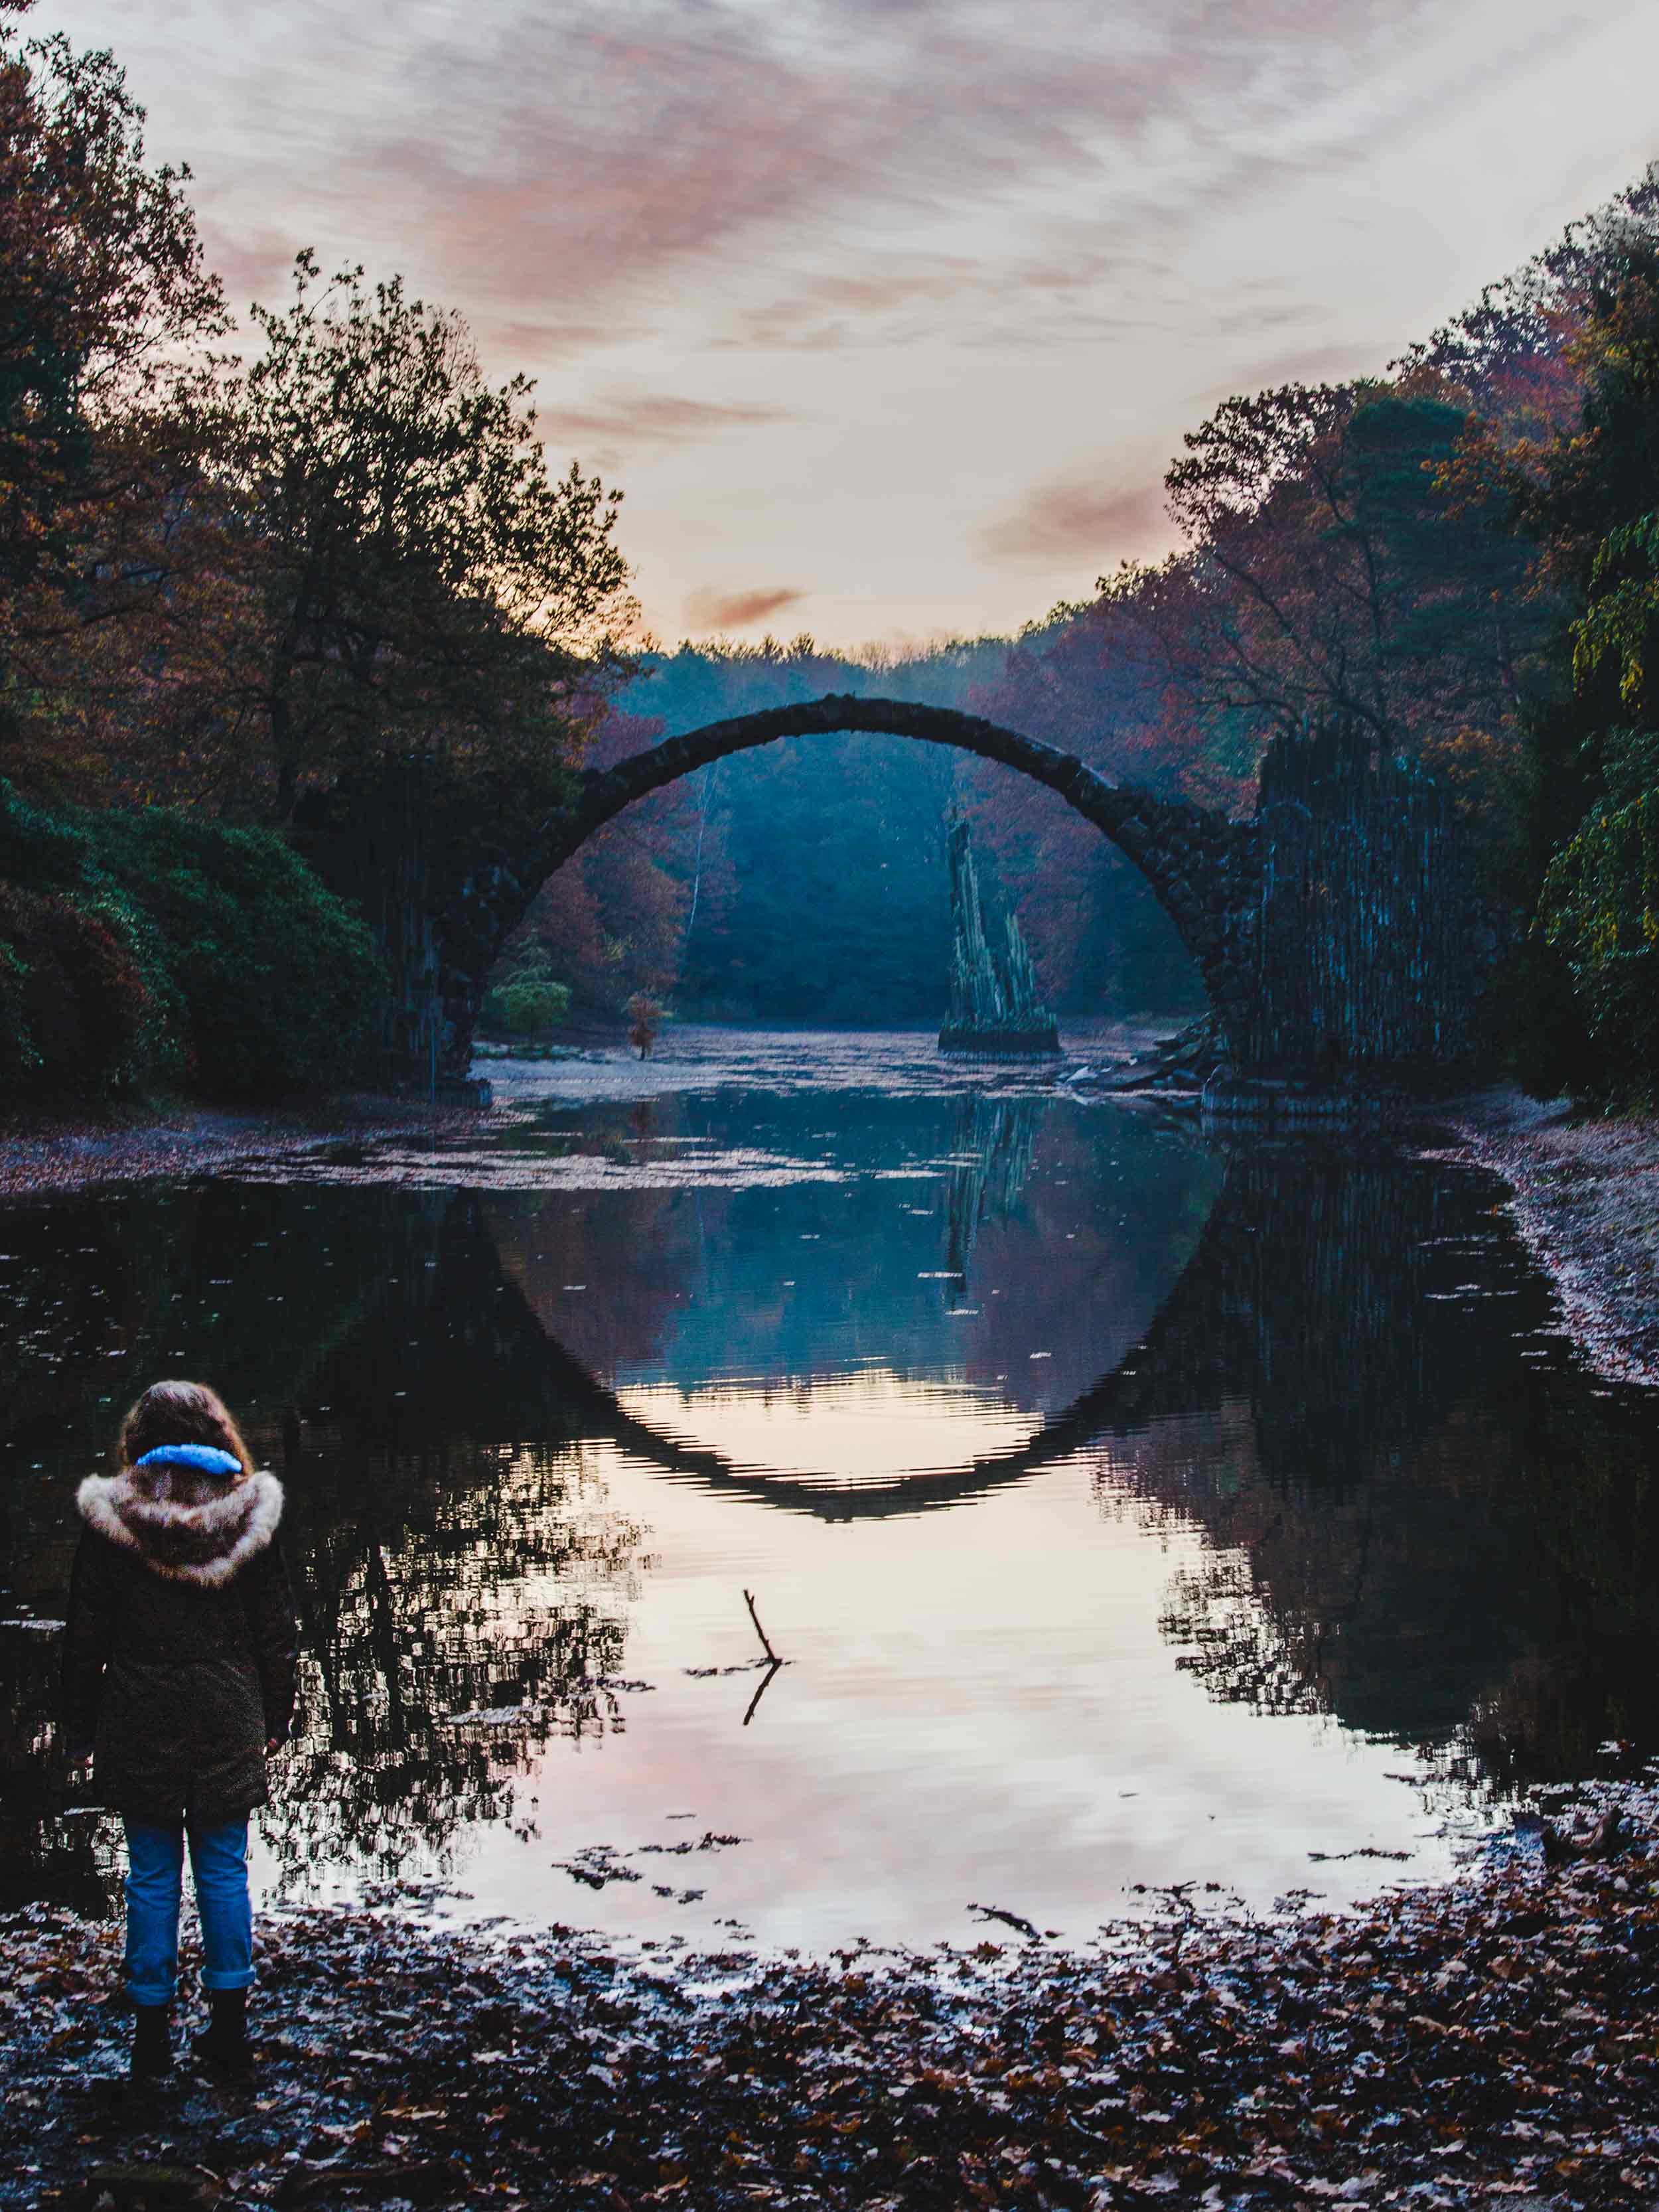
top-left (626, 992), bottom-right (662, 1059)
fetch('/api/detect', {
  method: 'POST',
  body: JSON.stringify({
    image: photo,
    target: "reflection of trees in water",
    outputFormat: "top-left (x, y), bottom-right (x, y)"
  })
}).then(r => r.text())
top-left (0, 1186), bottom-right (656, 1907)
top-left (1113, 1404), bottom-right (1329, 1720)
top-left (271, 1438), bottom-right (646, 1888)
top-left (1103, 1147), bottom-right (1659, 1779)
top-left (0, 1622), bottom-right (121, 1912)
top-left (1159, 1551), bottom-right (1327, 1719)
top-left (257, 1192), bottom-right (657, 1883)
top-left (1462, 1379), bottom-right (1659, 1784)
top-left (943, 1095), bottom-right (1039, 1284)
top-left (12, 1124), bottom-right (1659, 1907)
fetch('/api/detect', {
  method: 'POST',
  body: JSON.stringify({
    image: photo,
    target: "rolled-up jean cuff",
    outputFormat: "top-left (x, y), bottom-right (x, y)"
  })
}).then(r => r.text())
top-left (127, 1979), bottom-right (176, 2005)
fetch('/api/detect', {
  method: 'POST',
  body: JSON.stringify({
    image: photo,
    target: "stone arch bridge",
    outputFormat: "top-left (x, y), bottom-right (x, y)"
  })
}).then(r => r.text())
top-left (306, 694), bottom-right (1486, 1086)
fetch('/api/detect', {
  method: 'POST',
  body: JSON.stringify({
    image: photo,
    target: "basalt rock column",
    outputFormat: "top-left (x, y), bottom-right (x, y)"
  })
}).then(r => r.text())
top-left (1243, 717), bottom-right (1488, 1083)
top-left (938, 814), bottom-right (1060, 1054)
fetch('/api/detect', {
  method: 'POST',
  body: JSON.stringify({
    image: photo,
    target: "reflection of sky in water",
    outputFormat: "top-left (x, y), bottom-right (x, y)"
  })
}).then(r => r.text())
top-left (279, 1440), bottom-right (1464, 1951)
top-left (11, 1029), bottom-right (1659, 1947)
top-left (614, 1371), bottom-right (1040, 1482)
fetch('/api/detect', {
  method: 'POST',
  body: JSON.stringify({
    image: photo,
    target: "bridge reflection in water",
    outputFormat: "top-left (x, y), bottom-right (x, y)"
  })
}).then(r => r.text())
top-left (4, 1093), bottom-right (1659, 1931)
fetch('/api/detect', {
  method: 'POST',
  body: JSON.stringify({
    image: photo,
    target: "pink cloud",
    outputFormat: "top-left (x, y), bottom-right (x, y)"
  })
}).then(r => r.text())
top-left (536, 396), bottom-right (790, 449)
top-left (683, 586), bottom-right (807, 633)
top-left (981, 480), bottom-right (1175, 566)
top-left (198, 220), bottom-right (303, 314)
top-left (153, 0), bottom-right (1453, 363)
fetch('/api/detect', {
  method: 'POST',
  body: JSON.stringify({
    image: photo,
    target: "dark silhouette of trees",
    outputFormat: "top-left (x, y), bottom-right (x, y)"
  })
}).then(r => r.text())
top-left (1518, 240), bottom-right (1659, 1096)
top-left (174, 254), bottom-right (632, 824)
top-left (0, 1), bottom-right (228, 790)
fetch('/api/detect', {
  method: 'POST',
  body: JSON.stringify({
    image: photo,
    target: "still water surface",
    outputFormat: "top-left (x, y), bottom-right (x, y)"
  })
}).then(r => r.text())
top-left (5, 1028), bottom-right (1659, 1949)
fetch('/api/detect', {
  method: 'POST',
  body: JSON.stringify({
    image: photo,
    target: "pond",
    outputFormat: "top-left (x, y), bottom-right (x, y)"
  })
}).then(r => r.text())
top-left (5, 1026), bottom-right (1659, 1951)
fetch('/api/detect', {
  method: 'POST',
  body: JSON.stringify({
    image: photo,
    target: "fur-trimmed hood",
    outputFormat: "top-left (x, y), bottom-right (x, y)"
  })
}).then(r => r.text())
top-left (76, 1464), bottom-right (284, 1588)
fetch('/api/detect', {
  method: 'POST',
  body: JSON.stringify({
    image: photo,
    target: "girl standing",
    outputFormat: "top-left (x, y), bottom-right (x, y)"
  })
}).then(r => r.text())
top-left (62, 1380), bottom-right (298, 2081)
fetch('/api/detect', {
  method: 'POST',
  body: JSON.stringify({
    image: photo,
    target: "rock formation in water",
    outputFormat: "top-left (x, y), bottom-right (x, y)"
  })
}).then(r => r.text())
top-left (938, 814), bottom-right (1060, 1055)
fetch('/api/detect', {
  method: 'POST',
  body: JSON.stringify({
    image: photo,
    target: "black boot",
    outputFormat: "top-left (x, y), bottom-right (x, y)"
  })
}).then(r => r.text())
top-left (191, 1987), bottom-right (253, 2081)
top-left (131, 2002), bottom-right (173, 2081)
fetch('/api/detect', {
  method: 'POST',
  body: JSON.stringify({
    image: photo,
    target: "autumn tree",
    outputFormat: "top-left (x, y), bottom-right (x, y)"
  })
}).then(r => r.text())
top-left (1151, 379), bottom-right (1544, 781)
top-left (0, 0), bottom-right (228, 791)
top-left (109, 254), bottom-right (636, 1078)
top-left (506, 707), bottom-right (703, 1021)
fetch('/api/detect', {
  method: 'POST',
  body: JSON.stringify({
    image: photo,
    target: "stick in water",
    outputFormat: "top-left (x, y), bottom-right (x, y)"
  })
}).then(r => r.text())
top-left (743, 1587), bottom-right (780, 1666)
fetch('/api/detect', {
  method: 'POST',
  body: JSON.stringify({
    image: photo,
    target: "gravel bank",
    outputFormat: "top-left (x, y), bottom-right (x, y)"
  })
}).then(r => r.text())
top-left (1439, 1090), bottom-right (1659, 1388)
top-left (0, 1098), bottom-right (495, 1199)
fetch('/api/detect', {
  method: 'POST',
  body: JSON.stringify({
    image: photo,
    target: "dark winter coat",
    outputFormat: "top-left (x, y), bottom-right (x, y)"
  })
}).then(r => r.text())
top-left (61, 1463), bottom-right (299, 1828)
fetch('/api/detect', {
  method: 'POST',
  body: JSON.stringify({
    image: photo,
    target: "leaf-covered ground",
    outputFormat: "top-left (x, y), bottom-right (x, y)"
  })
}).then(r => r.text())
top-left (6, 1787), bottom-right (1659, 2211)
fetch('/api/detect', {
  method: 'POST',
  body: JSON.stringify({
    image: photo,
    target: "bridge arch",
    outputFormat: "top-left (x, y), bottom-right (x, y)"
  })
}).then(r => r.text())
top-left (529, 695), bottom-right (1259, 1055)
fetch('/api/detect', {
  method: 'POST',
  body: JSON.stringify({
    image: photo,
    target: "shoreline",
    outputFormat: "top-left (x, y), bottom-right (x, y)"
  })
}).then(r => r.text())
top-left (3, 1779), bottom-right (1656, 2209)
top-left (0, 1018), bottom-right (1185, 1197)
top-left (0, 1094), bottom-right (496, 1201)
top-left (1436, 1087), bottom-right (1659, 1390)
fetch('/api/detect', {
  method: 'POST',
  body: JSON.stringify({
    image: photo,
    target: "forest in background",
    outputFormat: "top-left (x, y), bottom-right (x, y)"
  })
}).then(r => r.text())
top-left (509, 159), bottom-right (1659, 1089)
top-left (5, 0), bottom-right (1659, 1096)
top-left (520, 636), bottom-right (1204, 1028)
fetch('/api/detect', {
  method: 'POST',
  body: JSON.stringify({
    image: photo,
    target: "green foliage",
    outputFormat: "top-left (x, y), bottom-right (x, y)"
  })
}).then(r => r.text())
top-left (1575, 512), bottom-right (1659, 707)
top-left (0, 881), bottom-right (151, 1096)
top-left (0, 782), bottom-right (385, 1103)
top-left (1513, 246), bottom-right (1659, 1098)
top-left (1500, 935), bottom-right (1595, 1103)
top-left (0, 783), bottom-right (163, 1096)
top-left (680, 730), bottom-right (958, 1023)
top-left (86, 806), bottom-right (386, 1092)
top-left (1536, 790), bottom-right (1659, 1098)
top-left (480, 945), bottom-right (571, 1041)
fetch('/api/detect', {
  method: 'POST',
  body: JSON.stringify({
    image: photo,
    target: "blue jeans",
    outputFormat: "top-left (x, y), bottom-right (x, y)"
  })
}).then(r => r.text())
top-left (123, 1816), bottom-right (254, 2007)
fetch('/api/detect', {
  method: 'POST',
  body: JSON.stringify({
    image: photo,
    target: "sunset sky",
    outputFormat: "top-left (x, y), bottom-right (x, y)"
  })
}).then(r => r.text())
top-left (48, 0), bottom-right (1659, 649)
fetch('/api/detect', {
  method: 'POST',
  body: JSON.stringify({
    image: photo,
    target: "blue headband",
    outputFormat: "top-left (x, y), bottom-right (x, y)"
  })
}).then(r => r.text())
top-left (134, 1445), bottom-right (243, 1477)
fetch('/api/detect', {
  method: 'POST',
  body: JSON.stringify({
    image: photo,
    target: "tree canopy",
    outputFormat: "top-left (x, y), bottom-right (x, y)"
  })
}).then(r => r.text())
top-left (187, 254), bottom-right (632, 820)
top-left (0, 0), bottom-right (226, 785)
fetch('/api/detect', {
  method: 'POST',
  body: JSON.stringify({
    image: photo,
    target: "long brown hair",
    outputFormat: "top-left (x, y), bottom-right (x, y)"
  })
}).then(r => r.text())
top-left (117, 1380), bottom-right (254, 1482)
